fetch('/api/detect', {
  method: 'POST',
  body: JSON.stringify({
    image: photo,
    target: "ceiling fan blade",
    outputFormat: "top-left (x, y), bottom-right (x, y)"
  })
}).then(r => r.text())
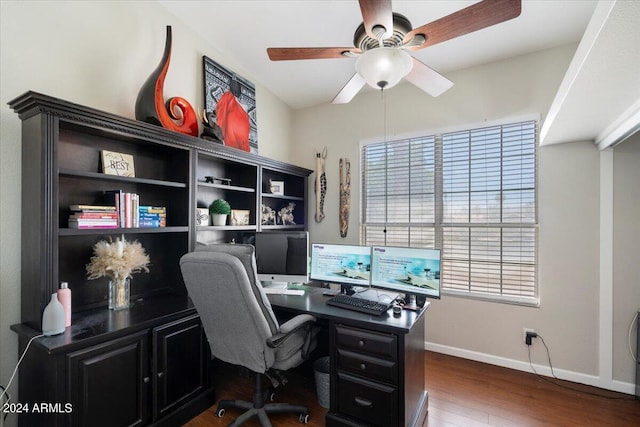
top-left (331, 73), bottom-right (367, 104)
top-left (404, 57), bottom-right (454, 97)
top-left (359, 0), bottom-right (394, 40)
top-left (403, 0), bottom-right (522, 51)
top-left (267, 47), bottom-right (360, 61)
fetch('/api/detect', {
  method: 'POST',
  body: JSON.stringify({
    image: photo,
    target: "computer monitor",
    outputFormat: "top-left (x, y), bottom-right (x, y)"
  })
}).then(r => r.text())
top-left (254, 231), bottom-right (309, 284)
top-left (370, 246), bottom-right (441, 300)
top-left (310, 243), bottom-right (371, 287)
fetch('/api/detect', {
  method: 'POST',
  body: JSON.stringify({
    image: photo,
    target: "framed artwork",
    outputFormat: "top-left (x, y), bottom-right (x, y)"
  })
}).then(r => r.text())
top-left (203, 56), bottom-right (258, 153)
top-left (230, 209), bottom-right (250, 226)
top-left (270, 181), bottom-right (284, 196)
top-left (101, 150), bottom-right (135, 177)
top-left (196, 208), bottom-right (210, 226)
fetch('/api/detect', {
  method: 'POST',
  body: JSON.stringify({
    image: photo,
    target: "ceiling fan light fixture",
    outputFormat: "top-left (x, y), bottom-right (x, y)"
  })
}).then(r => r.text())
top-left (355, 47), bottom-right (413, 90)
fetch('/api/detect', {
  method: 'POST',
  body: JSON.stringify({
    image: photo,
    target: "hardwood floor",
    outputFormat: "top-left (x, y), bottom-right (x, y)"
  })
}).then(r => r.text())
top-left (184, 351), bottom-right (640, 426)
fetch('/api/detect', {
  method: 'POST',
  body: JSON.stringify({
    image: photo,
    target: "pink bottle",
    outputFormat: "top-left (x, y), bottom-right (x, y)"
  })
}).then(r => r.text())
top-left (57, 282), bottom-right (72, 327)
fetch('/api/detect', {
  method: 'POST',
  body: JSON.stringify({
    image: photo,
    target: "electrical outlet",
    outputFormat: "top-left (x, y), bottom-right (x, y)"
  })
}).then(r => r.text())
top-left (523, 328), bottom-right (536, 344)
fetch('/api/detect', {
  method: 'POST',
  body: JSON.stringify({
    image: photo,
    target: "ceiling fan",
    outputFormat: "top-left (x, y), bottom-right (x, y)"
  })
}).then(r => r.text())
top-left (267, 0), bottom-right (522, 104)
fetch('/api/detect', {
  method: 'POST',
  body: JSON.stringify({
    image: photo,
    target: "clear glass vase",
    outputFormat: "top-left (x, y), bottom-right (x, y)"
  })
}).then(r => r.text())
top-left (109, 277), bottom-right (130, 310)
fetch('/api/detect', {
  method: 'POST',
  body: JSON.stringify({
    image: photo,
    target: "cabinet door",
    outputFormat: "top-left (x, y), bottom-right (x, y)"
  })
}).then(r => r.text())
top-left (67, 331), bottom-right (149, 427)
top-left (152, 314), bottom-right (208, 420)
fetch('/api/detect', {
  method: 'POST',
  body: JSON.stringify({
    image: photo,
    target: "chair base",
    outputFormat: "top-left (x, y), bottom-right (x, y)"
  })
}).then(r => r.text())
top-left (216, 372), bottom-right (309, 427)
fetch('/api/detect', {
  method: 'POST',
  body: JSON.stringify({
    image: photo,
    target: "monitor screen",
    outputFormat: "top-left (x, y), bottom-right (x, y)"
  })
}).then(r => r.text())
top-left (310, 243), bottom-right (371, 286)
top-left (254, 231), bottom-right (309, 284)
top-left (370, 246), bottom-right (441, 299)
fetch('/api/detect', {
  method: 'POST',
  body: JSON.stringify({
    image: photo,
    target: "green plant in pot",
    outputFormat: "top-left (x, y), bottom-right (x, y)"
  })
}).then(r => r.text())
top-left (209, 198), bottom-right (231, 226)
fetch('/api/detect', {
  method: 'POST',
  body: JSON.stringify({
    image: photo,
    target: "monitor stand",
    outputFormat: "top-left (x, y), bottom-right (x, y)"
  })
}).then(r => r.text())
top-left (261, 281), bottom-right (288, 290)
top-left (403, 294), bottom-right (420, 311)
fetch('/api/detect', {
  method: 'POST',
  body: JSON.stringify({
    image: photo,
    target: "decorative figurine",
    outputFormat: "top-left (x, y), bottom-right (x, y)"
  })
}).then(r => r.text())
top-left (201, 109), bottom-right (224, 143)
top-left (278, 202), bottom-right (296, 226)
top-left (261, 204), bottom-right (276, 225)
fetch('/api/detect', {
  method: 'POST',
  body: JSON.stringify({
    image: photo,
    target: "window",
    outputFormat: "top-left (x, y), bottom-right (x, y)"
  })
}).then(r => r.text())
top-left (361, 121), bottom-right (537, 305)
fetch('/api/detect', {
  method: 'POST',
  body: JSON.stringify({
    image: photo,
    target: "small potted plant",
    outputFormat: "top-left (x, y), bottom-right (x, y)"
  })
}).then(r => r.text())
top-left (209, 198), bottom-right (231, 226)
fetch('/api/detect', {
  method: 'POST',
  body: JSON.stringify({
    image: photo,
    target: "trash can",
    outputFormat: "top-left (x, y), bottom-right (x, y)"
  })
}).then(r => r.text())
top-left (313, 356), bottom-right (330, 408)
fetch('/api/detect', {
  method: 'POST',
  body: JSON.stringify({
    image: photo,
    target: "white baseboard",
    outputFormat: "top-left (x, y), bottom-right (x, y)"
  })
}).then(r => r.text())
top-left (425, 341), bottom-right (636, 395)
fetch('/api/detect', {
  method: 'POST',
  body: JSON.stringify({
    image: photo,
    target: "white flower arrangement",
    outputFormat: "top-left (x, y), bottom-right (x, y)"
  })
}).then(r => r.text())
top-left (86, 235), bottom-right (150, 282)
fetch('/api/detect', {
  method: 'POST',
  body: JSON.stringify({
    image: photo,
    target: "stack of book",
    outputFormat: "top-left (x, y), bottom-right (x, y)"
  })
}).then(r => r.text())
top-left (139, 206), bottom-right (167, 228)
top-left (68, 205), bottom-right (118, 229)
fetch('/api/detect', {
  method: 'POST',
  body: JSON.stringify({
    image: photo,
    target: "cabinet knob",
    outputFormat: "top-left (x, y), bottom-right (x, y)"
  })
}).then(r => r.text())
top-left (360, 363), bottom-right (366, 370)
top-left (157, 372), bottom-right (164, 379)
top-left (143, 377), bottom-right (150, 384)
top-left (358, 340), bottom-right (365, 347)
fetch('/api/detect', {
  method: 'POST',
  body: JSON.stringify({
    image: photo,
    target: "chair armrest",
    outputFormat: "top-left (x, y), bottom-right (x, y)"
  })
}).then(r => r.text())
top-left (279, 314), bottom-right (315, 334)
top-left (267, 314), bottom-right (316, 348)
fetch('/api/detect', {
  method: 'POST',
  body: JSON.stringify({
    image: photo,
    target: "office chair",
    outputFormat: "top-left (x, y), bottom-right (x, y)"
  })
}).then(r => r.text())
top-left (180, 244), bottom-right (317, 426)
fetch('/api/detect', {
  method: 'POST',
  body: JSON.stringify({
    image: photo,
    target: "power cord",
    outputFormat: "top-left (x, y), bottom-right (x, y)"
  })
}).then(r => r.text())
top-left (0, 385), bottom-right (8, 423)
top-left (0, 334), bottom-right (44, 407)
top-left (628, 311), bottom-right (638, 363)
top-left (527, 333), bottom-right (636, 401)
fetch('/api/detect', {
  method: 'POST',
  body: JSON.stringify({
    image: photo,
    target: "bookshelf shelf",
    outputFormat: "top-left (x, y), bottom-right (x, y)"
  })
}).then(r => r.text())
top-left (261, 193), bottom-right (305, 202)
top-left (59, 226), bottom-right (189, 236)
top-left (60, 169), bottom-right (187, 188)
top-left (196, 181), bottom-right (255, 193)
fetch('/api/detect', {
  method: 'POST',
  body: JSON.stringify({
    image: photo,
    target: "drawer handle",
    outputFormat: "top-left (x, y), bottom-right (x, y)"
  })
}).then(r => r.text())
top-left (354, 396), bottom-right (373, 408)
top-left (157, 372), bottom-right (164, 379)
top-left (360, 363), bottom-right (366, 370)
top-left (358, 340), bottom-right (365, 347)
top-left (143, 377), bottom-right (150, 384)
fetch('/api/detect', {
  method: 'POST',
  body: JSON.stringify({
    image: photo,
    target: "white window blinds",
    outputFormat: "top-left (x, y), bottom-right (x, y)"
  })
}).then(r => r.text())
top-left (361, 120), bottom-right (538, 305)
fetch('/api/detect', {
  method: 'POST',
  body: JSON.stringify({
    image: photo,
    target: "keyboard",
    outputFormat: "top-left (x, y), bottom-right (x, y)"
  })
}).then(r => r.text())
top-left (326, 293), bottom-right (391, 316)
top-left (262, 288), bottom-right (305, 296)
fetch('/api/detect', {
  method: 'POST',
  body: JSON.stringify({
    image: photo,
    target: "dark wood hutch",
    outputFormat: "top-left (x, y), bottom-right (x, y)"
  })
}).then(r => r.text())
top-left (8, 92), bottom-right (311, 426)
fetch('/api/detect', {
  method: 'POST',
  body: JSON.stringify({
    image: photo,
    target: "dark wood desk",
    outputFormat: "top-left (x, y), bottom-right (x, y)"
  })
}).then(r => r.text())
top-left (268, 286), bottom-right (429, 427)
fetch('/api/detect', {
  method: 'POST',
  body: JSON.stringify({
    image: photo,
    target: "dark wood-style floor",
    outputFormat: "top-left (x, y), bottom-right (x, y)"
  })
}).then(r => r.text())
top-left (184, 351), bottom-right (640, 426)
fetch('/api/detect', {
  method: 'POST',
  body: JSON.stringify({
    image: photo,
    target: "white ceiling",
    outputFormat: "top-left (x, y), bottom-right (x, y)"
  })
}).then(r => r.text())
top-left (159, 0), bottom-right (640, 147)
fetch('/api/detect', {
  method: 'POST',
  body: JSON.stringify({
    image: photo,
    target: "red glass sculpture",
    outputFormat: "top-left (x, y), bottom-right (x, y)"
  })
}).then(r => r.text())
top-left (135, 26), bottom-right (198, 137)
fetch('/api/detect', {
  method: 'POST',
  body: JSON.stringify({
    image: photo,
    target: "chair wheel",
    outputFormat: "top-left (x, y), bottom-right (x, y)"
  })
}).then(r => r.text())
top-left (215, 408), bottom-right (225, 417)
top-left (299, 412), bottom-right (309, 424)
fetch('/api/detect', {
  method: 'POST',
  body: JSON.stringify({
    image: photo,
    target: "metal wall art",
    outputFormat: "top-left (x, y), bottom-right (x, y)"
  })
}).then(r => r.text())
top-left (314, 147), bottom-right (327, 223)
top-left (339, 158), bottom-right (351, 237)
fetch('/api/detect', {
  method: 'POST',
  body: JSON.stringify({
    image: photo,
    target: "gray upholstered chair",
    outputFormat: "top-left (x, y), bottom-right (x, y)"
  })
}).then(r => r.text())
top-left (180, 244), bottom-right (316, 426)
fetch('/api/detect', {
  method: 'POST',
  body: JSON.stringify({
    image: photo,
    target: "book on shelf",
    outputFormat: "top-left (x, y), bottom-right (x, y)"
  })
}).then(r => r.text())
top-left (103, 190), bottom-right (124, 227)
top-left (69, 204), bottom-right (117, 212)
top-left (69, 212), bottom-right (118, 219)
top-left (139, 206), bottom-right (166, 214)
top-left (68, 219), bottom-right (118, 229)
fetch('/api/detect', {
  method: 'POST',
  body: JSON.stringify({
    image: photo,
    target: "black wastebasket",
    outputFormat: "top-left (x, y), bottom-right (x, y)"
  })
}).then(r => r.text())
top-left (313, 356), bottom-right (330, 408)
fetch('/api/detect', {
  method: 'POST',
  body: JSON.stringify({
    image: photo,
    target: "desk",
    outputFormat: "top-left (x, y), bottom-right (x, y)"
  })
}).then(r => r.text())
top-left (268, 286), bottom-right (429, 427)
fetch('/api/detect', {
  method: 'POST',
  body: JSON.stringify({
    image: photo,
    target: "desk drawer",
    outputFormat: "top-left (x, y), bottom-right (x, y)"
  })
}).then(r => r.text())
top-left (336, 372), bottom-right (397, 427)
top-left (335, 325), bottom-right (397, 360)
top-left (337, 349), bottom-right (397, 384)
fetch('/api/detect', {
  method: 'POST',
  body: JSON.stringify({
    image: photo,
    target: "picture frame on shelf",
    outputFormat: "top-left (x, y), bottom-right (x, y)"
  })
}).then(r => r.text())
top-left (196, 208), bottom-right (210, 226)
top-left (101, 150), bottom-right (135, 177)
top-left (270, 180), bottom-right (284, 196)
top-left (230, 209), bottom-right (250, 226)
